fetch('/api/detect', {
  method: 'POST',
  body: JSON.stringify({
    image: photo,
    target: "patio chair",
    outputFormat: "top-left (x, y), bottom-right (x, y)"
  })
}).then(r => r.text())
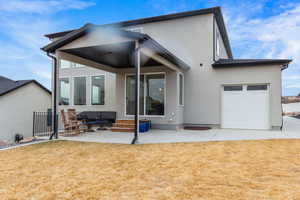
top-left (60, 109), bottom-right (87, 136)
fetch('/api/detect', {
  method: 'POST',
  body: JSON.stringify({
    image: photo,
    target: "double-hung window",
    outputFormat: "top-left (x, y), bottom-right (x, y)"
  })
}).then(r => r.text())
top-left (91, 75), bottom-right (105, 105)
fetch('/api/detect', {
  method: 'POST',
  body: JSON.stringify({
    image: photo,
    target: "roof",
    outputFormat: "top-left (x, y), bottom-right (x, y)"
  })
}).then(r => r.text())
top-left (44, 6), bottom-right (233, 58)
top-left (42, 28), bottom-right (191, 71)
top-left (0, 76), bottom-right (51, 96)
top-left (212, 59), bottom-right (292, 68)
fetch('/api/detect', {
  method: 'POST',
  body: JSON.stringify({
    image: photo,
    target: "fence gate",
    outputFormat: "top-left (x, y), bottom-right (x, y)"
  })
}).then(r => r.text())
top-left (32, 111), bottom-right (56, 137)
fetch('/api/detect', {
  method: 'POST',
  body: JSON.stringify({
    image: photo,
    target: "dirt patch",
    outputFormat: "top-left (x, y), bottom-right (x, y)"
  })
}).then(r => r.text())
top-left (1, 140), bottom-right (300, 199)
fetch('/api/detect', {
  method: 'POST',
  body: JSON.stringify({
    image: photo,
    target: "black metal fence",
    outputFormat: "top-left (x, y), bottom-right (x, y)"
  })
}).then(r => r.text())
top-left (32, 111), bottom-right (56, 137)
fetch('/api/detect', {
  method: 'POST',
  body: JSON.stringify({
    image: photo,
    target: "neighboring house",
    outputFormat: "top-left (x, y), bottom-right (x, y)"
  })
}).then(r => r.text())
top-left (0, 76), bottom-right (51, 142)
top-left (42, 6), bottom-right (291, 131)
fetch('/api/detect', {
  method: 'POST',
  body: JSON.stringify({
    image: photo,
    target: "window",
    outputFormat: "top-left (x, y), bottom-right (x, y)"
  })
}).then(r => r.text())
top-left (60, 60), bottom-right (71, 69)
top-left (60, 59), bottom-right (85, 69)
top-left (179, 73), bottom-right (184, 105)
top-left (216, 31), bottom-right (220, 57)
top-left (91, 76), bottom-right (105, 105)
top-left (74, 63), bottom-right (85, 68)
top-left (126, 73), bottom-right (165, 116)
top-left (59, 78), bottom-right (70, 105)
top-left (74, 77), bottom-right (86, 105)
top-left (145, 74), bottom-right (165, 115)
top-left (126, 75), bottom-right (145, 115)
top-left (224, 85), bottom-right (243, 91)
top-left (247, 85), bottom-right (268, 91)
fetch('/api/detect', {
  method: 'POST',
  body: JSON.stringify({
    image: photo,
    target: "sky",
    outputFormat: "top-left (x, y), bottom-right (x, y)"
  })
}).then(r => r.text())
top-left (0, 0), bottom-right (299, 96)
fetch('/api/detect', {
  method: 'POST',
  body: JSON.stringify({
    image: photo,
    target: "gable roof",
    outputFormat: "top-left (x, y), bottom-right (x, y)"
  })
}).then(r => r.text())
top-left (44, 6), bottom-right (233, 58)
top-left (0, 76), bottom-right (51, 96)
top-left (212, 59), bottom-right (292, 68)
top-left (42, 28), bottom-right (191, 70)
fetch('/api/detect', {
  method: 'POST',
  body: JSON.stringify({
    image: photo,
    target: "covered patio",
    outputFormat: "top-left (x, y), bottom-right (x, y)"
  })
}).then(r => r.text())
top-left (42, 24), bottom-right (190, 143)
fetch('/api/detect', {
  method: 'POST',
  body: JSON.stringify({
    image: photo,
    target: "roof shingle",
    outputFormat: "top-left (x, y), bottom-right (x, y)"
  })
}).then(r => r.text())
top-left (0, 76), bottom-right (51, 96)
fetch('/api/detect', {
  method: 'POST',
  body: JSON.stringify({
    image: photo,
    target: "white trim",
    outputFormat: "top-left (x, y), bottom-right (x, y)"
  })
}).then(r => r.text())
top-left (90, 74), bottom-right (106, 106)
top-left (124, 72), bottom-right (166, 118)
top-left (177, 72), bottom-right (184, 106)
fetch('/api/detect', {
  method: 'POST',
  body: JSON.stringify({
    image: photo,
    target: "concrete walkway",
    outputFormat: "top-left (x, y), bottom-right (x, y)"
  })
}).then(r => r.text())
top-left (59, 116), bottom-right (300, 144)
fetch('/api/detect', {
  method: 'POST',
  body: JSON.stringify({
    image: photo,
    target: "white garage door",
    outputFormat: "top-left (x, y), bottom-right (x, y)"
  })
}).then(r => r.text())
top-left (221, 84), bottom-right (270, 130)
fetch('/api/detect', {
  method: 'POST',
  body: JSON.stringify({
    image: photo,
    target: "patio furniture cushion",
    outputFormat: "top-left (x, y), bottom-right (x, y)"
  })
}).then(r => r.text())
top-left (77, 111), bottom-right (116, 126)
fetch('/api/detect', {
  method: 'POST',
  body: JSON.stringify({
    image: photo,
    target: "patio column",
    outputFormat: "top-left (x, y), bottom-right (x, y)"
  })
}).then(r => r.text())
top-left (132, 40), bottom-right (140, 144)
top-left (47, 53), bottom-right (58, 140)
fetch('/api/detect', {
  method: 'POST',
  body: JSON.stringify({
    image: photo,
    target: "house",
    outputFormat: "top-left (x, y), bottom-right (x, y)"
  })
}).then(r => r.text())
top-left (0, 76), bottom-right (51, 142)
top-left (42, 6), bottom-right (291, 140)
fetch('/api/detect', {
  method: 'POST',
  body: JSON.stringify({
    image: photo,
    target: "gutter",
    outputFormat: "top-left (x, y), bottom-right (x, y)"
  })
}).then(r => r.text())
top-left (46, 52), bottom-right (58, 140)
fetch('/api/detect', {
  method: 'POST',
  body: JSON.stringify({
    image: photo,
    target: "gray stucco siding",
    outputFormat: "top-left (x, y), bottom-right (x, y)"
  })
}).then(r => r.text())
top-left (184, 65), bottom-right (282, 127)
top-left (0, 83), bottom-right (51, 142)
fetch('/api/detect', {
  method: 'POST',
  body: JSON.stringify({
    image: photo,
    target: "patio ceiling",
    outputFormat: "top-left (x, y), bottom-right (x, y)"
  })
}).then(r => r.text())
top-left (61, 41), bottom-right (160, 68)
top-left (42, 24), bottom-right (191, 71)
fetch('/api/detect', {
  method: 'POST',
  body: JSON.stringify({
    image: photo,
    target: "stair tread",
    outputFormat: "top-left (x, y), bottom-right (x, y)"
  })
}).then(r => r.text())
top-left (111, 127), bottom-right (134, 129)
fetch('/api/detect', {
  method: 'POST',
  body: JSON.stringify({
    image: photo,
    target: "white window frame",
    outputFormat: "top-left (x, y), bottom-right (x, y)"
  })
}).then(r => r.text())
top-left (59, 59), bottom-right (86, 69)
top-left (60, 59), bottom-right (71, 69)
top-left (124, 72), bottom-right (166, 117)
top-left (90, 74), bottom-right (106, 105)
top-left (58, 77), bottom-right (71, 105)
top-left (178, 72), bottom-right (184, 106)
top-left (73, 76), bottom-right (87, 106)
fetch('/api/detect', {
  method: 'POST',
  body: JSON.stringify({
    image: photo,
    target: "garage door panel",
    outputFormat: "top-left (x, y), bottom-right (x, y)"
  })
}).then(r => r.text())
top-left (222, 85), bottom-right (269, 130)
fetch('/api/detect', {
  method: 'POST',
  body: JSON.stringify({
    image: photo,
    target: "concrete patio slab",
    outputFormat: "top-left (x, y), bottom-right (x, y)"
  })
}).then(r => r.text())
top-left (39, 116), bottom-right (300, 145)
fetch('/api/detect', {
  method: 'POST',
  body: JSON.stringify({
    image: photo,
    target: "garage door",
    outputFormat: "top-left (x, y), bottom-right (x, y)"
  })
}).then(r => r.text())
top-left (221, 84), bottom-right (270, 130)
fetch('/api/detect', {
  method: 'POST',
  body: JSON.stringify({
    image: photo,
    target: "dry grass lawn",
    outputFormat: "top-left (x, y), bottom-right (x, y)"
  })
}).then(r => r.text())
top-left (1, 140), bottom-right (300, 199)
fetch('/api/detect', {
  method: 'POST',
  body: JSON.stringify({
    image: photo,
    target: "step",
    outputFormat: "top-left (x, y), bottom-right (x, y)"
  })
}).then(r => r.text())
top-left (111, 127), bottom-right (134, 132)
top-left (116, 120), bottom-right (135, 124)
top-left (113, 123), bottom-right (135, 128)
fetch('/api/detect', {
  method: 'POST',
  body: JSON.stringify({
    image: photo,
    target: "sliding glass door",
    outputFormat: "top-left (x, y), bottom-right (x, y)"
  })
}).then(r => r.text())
top-left (126, 73), bottom-right (165, 116)
top-left (126, 75), bottom-right (144, 115)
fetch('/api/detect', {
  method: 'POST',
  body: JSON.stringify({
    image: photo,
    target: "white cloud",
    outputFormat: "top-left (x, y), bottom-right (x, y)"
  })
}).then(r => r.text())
top-left (0, 0), bottom-right (95, 88)
top-left (0, 0), bottom-right (95, 14)
top-left (223, 2), bottom-right (300, 95)
top-left (32, 68), bottom-right (52, 80)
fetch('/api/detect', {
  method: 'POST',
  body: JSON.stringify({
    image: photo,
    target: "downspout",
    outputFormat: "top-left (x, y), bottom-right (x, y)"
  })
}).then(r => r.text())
top-left (46, 52), bottom-right (58, 139)
top-left (280, 64), bottom-right (289, 131)
top-left (131, 40), bottom-right (141, 144)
